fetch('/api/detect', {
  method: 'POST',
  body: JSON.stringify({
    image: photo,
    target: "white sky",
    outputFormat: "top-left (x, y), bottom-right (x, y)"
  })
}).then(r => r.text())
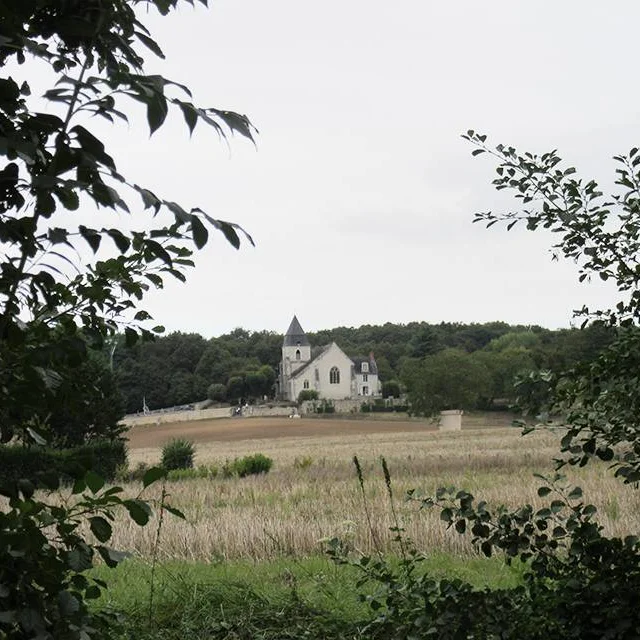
top-left (55, 1), bottom-right (640, 336)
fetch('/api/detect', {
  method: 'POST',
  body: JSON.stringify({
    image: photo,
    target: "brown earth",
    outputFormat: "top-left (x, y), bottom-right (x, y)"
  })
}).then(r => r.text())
top-left (126, 417), bottom-right (436, 450)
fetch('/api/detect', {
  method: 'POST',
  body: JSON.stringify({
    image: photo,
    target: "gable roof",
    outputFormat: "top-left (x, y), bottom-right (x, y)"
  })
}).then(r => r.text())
top-left (283, 315), bottom-right (310, 347)
top-left (290, 342), bottom-right (354, 380)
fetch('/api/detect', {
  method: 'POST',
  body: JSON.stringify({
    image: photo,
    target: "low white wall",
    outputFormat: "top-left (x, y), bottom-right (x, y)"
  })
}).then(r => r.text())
top-left (123, 405), bottom-right (294, 427)
top-left (123, 406), bottom-right (231, 427)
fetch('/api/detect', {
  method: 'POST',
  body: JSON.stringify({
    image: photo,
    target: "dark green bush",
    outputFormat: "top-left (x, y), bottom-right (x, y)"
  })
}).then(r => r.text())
top-left (223, 453), bottom-right (273, 478)
top-left (297, 389), bottom-right (319, 403)
top-left (161, 438), bottom-right (195, 471)
top-left (0, 440), bottom-right (127, 485)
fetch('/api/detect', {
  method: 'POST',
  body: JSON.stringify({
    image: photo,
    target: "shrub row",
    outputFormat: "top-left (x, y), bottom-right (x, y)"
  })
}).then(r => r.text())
top-left (360, 403), bottom-right (409, 413)
top-left (223, 453), bottom-right (273, 478)
top-left (315, 403), bottom-right (335, 414)
top-left (118, 454), bottom-right (274, 482)
top-left (0, 440), bottom-right (127, 485)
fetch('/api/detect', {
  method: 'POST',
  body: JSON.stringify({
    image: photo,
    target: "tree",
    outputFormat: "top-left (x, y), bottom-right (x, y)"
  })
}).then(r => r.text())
top-left (401, 348), bottom-right (491, 415)
top-left (0, 0), bottom-right (255, 445)
top-left (381, 379), bottom-right (401, 399)
top-left (0, 3), bottom-right (254, 638)
top-left (327, 136), bottom-right (640, 639)
top-left (207, 383), bottom-right (226, 403)
top-left (226, 376), bottom-right (245, 405)
top-left (408, 325), bottom-right (442, 358)
top-left (465, 130), bottom-right (640, 479)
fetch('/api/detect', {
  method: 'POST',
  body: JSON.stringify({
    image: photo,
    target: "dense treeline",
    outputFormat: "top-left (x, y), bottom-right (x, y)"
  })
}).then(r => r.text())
top-left (112, 321), bottom-right (614, 413)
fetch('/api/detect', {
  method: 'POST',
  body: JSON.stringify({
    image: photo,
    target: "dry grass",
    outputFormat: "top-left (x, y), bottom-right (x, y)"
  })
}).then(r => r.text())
top-left (97, 423), bottom-right (640, 562)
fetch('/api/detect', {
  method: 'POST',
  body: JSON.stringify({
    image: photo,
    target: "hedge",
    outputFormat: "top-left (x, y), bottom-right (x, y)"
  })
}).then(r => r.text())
top-left (0, 440), bottom-right (127, 485)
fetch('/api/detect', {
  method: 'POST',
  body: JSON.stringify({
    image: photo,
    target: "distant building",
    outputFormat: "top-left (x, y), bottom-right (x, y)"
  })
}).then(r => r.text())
top-left (277, 316), bottom-right (381, 401)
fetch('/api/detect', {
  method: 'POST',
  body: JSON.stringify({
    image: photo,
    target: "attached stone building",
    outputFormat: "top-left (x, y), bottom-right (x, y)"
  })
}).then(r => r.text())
top-left (277, 316), bottom-right (381, 402)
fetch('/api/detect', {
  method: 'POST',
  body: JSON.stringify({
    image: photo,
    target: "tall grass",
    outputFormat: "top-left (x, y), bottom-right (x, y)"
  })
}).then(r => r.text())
top-left (94, 426), bottom-right (640, 562)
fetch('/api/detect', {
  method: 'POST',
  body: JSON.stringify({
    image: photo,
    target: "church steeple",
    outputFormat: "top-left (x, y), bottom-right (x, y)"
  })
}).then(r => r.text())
top-left (281, 316), bottom-right (311, 391)
top-left (283, 315), bottom-right (310, 347)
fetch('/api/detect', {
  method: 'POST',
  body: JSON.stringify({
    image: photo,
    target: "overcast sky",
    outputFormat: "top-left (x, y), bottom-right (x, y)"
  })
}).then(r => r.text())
top-left (89, 1), bottom-right (638, 336)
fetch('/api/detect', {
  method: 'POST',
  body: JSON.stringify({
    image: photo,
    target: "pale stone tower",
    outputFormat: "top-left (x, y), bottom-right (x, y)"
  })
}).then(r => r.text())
top-left (279, 315), bottom-right (311, 399)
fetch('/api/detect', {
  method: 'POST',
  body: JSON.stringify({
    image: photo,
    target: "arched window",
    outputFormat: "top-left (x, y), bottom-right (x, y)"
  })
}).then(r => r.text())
top-left (303, 380), bottom-right (309, 389)
top-left (295, 349), bottom-right (301, 360)
top-left (329, 366), bottom-right (340, 384)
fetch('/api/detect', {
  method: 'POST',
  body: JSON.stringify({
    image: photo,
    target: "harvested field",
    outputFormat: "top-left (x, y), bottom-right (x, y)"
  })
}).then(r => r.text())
top-left (126, 417), bottom-right (437, 450)
top-left (106, 417), bottom-right (640, 563)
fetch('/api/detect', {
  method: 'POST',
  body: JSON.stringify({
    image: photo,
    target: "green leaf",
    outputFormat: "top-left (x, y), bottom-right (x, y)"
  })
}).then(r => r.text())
top-left (191, 215), bottom-right (208, 249)
top-left (72, 475), bottom-right (86, 495)
top-left (142, 466), bottom-right (166, 488)
top-left (567, 486), bottom-right (583, 500)
top-left (79, 225), bottom-right (102, 253)
top-left (89, 516), bottom-right (112, 542)
top-left (537, 486), bottom-right (552, 497)
top-left (178, 101), bottom-right (198, 135)
top-left (147, 93), bottom-right (168, 135)
top-left (135, 31), bottom-right (165, 59)
top-left (96, 546), bottom-right (130, 568)
top-left (123, 499), bottom-right (152, 526)
top-left (58, 591), bottom-right (80, 616)
top-left (85, 470), bottom-right (105, 494)
top-left (163, 504), bottom-right (186, 520)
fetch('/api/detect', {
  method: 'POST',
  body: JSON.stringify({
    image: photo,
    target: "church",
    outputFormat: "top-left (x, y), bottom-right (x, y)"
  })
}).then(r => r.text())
top-left (277, 316), bottom-right (381, 402)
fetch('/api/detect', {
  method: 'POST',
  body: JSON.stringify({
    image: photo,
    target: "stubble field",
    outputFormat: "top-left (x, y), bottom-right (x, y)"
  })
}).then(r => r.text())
top-left (110, 415), bottom-right (640, 562)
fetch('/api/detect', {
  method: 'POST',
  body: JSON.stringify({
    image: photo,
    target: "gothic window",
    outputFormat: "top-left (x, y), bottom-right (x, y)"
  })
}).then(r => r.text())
top-left (295, 349), bottom-right (301, 360)
top-left (329, 366), bottom-right (340, 384)
top-left (303, 380), bottom-right (309, 389)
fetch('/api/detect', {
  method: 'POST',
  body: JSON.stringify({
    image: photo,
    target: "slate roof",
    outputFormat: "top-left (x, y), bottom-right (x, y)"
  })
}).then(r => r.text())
top-left (353, 355), bottom-right (379, 375)
top-left (283, 315), bottom-right (310, 347)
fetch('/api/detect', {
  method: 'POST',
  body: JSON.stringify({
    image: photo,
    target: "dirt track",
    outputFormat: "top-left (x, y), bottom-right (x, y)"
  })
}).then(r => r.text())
top-left (126, 417), bottom-right (434, 450)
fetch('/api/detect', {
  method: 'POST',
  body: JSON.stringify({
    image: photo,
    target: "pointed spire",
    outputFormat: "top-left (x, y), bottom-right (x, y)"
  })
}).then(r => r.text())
top-left (283, 315), bottom-right (310, 347)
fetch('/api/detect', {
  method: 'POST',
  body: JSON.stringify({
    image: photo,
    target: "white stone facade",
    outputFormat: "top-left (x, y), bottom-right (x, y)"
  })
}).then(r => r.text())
top-left (278, 316), bottom-right (382, 402)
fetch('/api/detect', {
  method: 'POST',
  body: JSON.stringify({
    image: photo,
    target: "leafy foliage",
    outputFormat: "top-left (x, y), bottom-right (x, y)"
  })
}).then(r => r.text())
top-left (0, 439), bottom-right (126, 484)
top-left (297, 389), bottom-right (319, 403)
top-left (0, 2), bottom-right (245, 638)
top-left (0, 466), bottom-right (175, 639)
top-left (465, 131), bottom-right (640, 480)
top-left (0, 0), bottom-right (255, 444)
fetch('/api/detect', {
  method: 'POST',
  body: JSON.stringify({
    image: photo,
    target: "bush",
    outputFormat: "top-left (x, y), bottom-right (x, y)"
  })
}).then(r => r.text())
top-left (207, 383), bottom-right (227, 403)
top-left (161, 439), bottom-right (195, 471)
top-left (315, 401), bottom-right (335, 414)
top-left (223, 453), bottom-right (273, 478)
top-left (167, 464), bottom-right (219, 481)
top-left (382, 380), bottom-right (401, 399)
top-left (298, 389), bottom-right (319, 403)
top-left (0, 440), bottom-right (127, 485)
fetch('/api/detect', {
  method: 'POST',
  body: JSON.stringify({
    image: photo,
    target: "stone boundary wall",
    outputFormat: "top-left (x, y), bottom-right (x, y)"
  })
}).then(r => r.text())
top-left (299, 398), bottom-right (362, 414)
top-left (122, 406), bottom-right (231, 427)
top-left (123, 405), bottom-right (293, 427)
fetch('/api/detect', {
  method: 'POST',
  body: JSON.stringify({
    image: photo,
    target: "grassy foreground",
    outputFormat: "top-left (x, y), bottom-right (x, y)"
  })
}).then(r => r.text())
top-left (95, 555), bottom-right (524, 639)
